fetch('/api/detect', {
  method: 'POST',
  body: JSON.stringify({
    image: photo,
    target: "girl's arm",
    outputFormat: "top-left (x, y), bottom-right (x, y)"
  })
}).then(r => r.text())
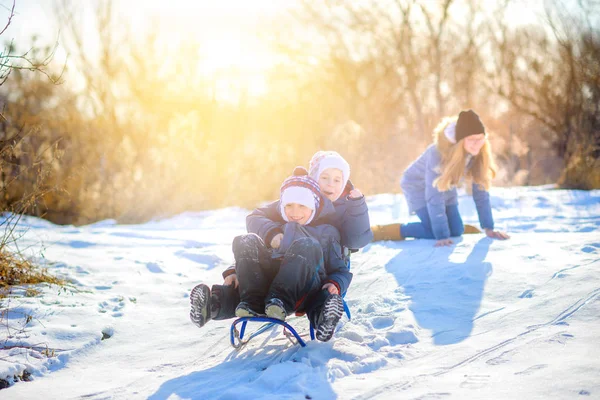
top-left (246, 200), bottom-right (285, 247)
top-left (425, 152), bottom-right (452, 240)
top-left (472, 183), bottom-right (494, 230)
top-left (472, 184), bottom-right (510, 240)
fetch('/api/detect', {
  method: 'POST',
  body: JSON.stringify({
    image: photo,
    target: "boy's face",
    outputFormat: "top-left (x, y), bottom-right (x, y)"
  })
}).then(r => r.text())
top-left (318, 168), bottom-right (344, 201)
top-left (284, 203), bottom-right (313, 225)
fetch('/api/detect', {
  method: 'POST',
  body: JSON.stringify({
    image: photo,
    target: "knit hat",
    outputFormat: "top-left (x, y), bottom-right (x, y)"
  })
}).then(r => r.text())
top-left (454, 110), bottom-right (486, 143)
top-left (308, 151), bottom-right (350, 192)
top-left (280, 175), bottom-right (321, 224)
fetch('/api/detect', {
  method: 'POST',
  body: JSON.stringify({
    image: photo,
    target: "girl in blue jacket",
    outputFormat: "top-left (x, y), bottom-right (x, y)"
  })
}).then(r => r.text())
top-left (372, 110), bottom-right (509, 246)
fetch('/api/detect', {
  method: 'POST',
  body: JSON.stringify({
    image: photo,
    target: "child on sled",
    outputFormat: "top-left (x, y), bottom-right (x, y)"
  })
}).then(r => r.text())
top-left (371, 109), bottom-right (509, 246)
top-left (247, 150), bottom-right (373, 251)
top-left (190, 172), bottom-right (352, 342)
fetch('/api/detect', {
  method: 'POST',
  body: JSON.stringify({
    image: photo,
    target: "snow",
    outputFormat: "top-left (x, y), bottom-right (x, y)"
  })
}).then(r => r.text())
top-left (1, 186), bottom-right (599, 399)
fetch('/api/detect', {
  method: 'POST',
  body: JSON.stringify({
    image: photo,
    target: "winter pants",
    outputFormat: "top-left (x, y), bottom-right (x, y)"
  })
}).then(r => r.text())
top-left (400, 204), bottom-right (465, 239)
top-left (213, 233), bottom-right (324, 319)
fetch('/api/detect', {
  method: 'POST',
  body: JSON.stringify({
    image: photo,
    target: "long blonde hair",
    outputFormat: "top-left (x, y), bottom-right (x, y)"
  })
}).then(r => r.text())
top-left (433, 116), bottom-right (496, 192)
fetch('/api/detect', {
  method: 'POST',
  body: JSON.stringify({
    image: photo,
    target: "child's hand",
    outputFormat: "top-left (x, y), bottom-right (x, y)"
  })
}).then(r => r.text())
top-left (271, 233), bottom-right (284, 248)
top-left (224, 273), bottom-right (239, 288)
top-left (349, 188), bottom-right (363, 199)
top-left (485, 229), bottom-right (510, 240)
top-left (322, 283), bottom-right (339, 295)
top-left (435, 238), bottom-right (454, 247)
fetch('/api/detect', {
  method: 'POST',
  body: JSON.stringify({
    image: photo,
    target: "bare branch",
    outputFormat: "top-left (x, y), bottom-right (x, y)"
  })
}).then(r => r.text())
top-left (0, 0), bottom-right (15, 37)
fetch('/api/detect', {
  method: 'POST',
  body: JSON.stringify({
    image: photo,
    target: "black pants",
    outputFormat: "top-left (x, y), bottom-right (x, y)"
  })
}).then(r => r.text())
top-left (213, 233), bottom-right (324, 319)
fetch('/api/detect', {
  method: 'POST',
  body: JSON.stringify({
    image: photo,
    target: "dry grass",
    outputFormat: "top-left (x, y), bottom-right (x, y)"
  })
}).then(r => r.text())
top-left (0, 250), bottom-right (65, 294)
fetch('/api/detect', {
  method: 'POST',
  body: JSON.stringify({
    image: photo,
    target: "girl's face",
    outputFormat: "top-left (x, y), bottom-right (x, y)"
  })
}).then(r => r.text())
top-left (284, 203), bottom-right (313, 225)
top-left (463, 134), bottom-right (486, 156)
top-left (318, 168), bottom-right (344, 201)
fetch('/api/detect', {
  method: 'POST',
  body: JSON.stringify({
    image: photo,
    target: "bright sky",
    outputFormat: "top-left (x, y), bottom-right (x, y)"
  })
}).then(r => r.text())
top-left (2, 0), bottom-right (292, 101)
top-left (2, 0), bottom-right (549, 103)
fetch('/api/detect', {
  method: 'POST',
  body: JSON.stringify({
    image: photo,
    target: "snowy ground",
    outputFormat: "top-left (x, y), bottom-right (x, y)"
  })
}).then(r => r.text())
top-left (1, 186), bottom-right (599, 399)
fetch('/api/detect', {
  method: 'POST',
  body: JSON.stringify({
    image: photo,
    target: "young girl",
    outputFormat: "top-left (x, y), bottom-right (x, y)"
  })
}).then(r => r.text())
top-left (190, 174), bottom-right (351, 341)
top-left (371, 110), bottom-right (509, 247)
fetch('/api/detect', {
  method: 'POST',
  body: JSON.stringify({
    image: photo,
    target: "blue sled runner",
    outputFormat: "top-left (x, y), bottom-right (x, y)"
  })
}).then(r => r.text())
top-left (230, 302), bottom-right (351, 349)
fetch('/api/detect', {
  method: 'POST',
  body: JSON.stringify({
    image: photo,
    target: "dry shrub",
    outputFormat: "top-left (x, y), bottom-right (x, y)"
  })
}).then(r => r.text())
top-left (0, 251), bottom-right (65, 291)
top-left (559, 147), bottom-right (600, 190)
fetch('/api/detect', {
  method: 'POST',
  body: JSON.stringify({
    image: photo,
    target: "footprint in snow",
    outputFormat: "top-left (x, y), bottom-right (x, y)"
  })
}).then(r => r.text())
top-left (370, 316), bottom-right (395, 329)
top-left (385, 330), bottom-right (418, 345)
top-left (519, 289), bottom-right (534, 298)
top-left (146, 262), bottom-right (164, 273)
top-left (581, 243), bottom-right (599, 253)
top-left (98, 296), bottom-right (126, 317)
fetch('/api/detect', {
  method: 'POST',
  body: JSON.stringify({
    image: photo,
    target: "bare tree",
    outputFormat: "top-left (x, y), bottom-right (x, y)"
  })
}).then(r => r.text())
top-left (487, 0), bottom-right (600, 187)
top-left (0, 0), bottom-right (63, 89)
top-left (1, 0), bottom-right (63, 215)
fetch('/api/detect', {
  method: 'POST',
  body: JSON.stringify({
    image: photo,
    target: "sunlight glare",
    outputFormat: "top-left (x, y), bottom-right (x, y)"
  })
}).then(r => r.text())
top-left (133, 0), bottom-right (289, 103)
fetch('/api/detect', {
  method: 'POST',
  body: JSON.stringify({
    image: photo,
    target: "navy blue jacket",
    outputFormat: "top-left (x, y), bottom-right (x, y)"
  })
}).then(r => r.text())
top-left (246, 180), bottom-right (373, 251)
top-left (273, 216), bottom-right (352, 295)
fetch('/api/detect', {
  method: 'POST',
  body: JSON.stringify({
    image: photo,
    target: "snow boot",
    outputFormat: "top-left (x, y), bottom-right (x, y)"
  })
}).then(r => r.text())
top-left (235, 301), bottom-right (263, 318)
top-left (464, 224), bottom-right (482, 234)
top-left (315, 294), bottom-right (344, 342)
top-left (190, 284), bottom-right (211, 328)
top-left (371, 223), bottom-right (404, 242)
top-left (265, 298), bottom-right (287, 321)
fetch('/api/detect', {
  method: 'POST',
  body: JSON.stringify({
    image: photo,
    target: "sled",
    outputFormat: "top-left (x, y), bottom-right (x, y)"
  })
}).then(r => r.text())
top-left (230, 252), bottom-right (353, 349)
top-left (229, 301), bottom-right (351, 349)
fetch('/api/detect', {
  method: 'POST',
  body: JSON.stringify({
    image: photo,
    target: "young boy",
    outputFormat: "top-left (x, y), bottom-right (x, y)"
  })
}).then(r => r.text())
top-left (190, 173), bottom-right (352, 342)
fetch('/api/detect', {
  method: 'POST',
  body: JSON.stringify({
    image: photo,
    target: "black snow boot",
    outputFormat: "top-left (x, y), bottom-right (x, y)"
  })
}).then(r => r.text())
top-left (190, 284), bottom-right (212, 328)
top-left (235, 301), bottom-right (263, 318)
top-left (314, 294), bottom-right (344, 342)
top-left (265, 298), bottom-right (287, 321)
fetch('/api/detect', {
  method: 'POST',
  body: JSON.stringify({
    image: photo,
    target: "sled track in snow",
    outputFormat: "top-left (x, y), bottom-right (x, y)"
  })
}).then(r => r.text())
top-left (354, 287), bottom-right (600, 398)
top-left (436, 287), bottom-right (600, 374)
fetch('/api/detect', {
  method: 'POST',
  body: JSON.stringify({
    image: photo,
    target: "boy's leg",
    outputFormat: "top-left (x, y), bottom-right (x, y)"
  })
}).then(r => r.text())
top-left (400, 207), bottom-right (435, 239)
top-left (210, 284), bottom-right (240, 320)
top-left (189, 282), bottom-right (242, 327)
top-left (446, 205), bottom-right (465, 237)
top-left (266, 237), bottom-right (323, 317)
top-left (233, 233), bottom-right (274, 314)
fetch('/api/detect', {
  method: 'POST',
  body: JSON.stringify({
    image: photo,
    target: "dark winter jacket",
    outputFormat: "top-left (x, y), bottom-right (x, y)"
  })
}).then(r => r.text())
top-left (223, 194), bottom-right (353, 294)
top-left (246, 180), bottom-right (373, 251)
top-left (272, 218), bottom-right (352, 296)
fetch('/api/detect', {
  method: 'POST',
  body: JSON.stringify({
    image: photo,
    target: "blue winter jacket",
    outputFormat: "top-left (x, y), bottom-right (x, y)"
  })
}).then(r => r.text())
top-left (246, 180), bottom-right (373, 251)
top-left (273, 218), bottom-right (353, 295)
top-left (400, 144), bottom-right (495, 240)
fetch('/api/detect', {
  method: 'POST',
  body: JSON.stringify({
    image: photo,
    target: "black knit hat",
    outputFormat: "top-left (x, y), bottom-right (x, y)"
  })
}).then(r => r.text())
top-left (455, 110), bottom-right (485, 142)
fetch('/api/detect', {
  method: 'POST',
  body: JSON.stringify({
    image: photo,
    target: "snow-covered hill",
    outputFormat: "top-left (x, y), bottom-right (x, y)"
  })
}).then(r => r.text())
top-left (1, 186), bottom-right (599, 399)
